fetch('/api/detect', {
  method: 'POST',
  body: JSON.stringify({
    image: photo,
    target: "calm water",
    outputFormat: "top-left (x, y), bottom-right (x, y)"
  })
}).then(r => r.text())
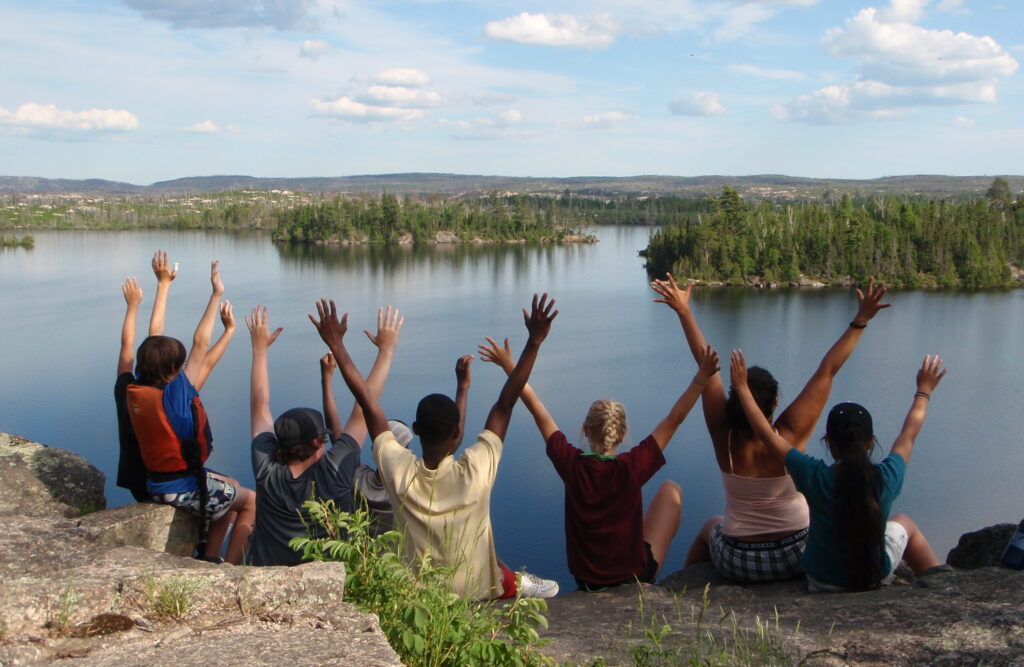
top-left (1, 228), bottom-right (1022, 591)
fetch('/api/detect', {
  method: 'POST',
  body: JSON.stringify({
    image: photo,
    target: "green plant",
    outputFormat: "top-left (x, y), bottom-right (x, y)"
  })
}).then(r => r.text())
top-left (626, 584), bottom-right (801, 666)
top-left (291, 500), bottom-right (551, 667)
top-left (144, 575), bottom-right (206, 621)
top-left (50, 577), bottom-right (80, 633)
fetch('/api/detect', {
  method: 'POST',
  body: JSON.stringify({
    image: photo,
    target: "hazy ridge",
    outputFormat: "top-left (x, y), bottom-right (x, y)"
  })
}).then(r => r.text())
top-left (2, 173), bottom-right (1022, 197)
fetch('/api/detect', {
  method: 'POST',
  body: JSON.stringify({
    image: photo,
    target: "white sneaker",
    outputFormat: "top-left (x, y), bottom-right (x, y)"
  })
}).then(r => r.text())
top-left (516, 571), bottom-right (559, 598)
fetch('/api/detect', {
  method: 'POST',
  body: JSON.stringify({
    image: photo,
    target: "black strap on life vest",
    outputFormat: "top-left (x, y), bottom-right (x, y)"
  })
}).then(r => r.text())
top-left (181, 400), bottom-right (213, 556)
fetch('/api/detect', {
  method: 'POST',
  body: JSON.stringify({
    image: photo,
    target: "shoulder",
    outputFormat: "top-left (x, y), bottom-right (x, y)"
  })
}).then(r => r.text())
top-left (251, 432), bottom-right (279, 456)
top-left (465, 429), bottom-right (503, 457)
top-left (115, 372), bottom-right (134, 399)
top-left (323, 433), bottom-right (361, 467)
top-left (878, 453), bottom-right (907, 482)
top-left (545, 430), bottom-right (575, 454)
top-left (785, 448), bottom-right (825, 479)
top-left (626, 435), bottom-right (666, 464)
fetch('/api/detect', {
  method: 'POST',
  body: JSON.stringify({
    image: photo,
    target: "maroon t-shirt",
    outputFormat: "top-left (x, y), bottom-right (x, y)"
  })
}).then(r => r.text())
top-left (546, 430), bottom-right (665, 584)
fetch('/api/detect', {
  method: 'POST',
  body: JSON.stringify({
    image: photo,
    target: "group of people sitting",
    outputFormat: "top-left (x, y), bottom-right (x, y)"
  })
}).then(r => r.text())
top-left (115, 250), bottom-right (947, 600)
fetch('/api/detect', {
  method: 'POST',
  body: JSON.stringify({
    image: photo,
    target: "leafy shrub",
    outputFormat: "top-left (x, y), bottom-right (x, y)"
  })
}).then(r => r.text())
top-left (291, 500), bottom-right (551, 667)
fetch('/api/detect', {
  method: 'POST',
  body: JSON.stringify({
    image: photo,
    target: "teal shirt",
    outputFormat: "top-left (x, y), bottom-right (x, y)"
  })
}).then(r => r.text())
top-left (785, 449), bottom-right (906, 588)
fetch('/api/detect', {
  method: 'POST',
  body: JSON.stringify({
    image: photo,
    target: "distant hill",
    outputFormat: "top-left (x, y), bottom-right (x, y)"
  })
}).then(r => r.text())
top-left (1, 172), bottom-right (1021, 198)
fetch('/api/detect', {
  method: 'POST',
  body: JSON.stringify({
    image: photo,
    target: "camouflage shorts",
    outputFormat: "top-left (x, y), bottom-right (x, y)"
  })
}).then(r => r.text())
top-left (152, 472), bottom-right (237, 521)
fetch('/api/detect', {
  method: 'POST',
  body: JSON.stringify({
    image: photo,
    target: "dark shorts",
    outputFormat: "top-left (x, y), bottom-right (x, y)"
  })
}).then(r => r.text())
top-left (710, 525), bottom-right (807, 583)
top-left (151, 472), bottom-right (237, 521)
top-left (575, 541), bottom-right (659, 592)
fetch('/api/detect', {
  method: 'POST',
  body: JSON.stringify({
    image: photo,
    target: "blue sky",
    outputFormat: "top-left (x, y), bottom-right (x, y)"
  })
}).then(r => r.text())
top-left (2, 0), bottom-right (1021, 183)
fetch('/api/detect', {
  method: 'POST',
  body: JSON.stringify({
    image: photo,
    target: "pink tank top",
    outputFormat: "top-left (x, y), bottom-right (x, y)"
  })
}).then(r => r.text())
top-left (721, 432), bottom-right (809, 537)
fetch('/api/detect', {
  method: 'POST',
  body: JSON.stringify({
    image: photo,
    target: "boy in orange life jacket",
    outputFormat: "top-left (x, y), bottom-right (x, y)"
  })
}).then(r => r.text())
top-left (245, 305), bottom-right (403, 566)
top-left (118, 255), bottom-right (256, 564)
top-left (309, 294), bottom-right (559, 600)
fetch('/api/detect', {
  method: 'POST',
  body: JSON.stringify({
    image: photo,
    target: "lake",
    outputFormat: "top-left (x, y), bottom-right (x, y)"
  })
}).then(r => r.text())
top-left (1, 227), bottom-right (1021, 592)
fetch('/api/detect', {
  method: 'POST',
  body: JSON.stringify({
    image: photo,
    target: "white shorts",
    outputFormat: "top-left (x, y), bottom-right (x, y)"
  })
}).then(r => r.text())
top-left (807, 520), bottom-right (909, 592)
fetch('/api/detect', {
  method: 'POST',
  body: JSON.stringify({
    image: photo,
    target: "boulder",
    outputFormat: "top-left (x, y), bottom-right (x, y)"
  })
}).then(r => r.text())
top-left (542, 529), bottom-right (1024, 665)
top-left (79, 503), bottom-right (199, 557)
top-left (0, 432), bottom-right (105, 518)
top-left (947, 523), bottom-right (1017, 569)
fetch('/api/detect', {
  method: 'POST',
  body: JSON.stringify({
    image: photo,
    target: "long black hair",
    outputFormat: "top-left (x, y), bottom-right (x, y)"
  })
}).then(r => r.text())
top-left (825, 402), bottom-right (884, 590)
top-left (725, 366), bottom-right (779, 441)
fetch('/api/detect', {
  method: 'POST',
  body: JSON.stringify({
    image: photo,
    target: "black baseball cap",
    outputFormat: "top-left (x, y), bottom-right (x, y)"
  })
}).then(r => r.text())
top-left (274, 408), bottom-right (327, 448)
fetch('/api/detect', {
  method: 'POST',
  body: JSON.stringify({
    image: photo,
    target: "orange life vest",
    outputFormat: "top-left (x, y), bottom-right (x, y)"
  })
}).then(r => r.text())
top-left (125, 384), bottom-right (212, 477)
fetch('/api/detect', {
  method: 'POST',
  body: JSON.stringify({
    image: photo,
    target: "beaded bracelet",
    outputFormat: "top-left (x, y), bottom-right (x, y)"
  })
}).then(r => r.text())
top-left (914, 391), bottom-right (931, 400)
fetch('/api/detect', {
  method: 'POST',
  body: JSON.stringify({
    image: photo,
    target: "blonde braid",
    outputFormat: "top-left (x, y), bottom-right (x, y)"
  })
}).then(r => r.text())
top-left (583, 399), bottom-right (627, 455)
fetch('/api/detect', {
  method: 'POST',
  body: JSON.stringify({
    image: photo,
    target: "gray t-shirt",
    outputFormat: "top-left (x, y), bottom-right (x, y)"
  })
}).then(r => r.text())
top-left (248, 432), bottom-right (360, 567)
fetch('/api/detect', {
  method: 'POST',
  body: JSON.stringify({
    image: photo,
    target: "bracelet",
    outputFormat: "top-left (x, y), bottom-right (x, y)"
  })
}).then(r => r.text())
top-left (694, 378), bottom-right (709, 386)
top-left (914, 391), bottom-right (930, 400)
top-left (849, 321), bottom-right (867, 329)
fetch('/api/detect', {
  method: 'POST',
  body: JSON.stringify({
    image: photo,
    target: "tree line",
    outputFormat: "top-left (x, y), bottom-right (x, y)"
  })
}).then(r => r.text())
top-left (271, 192), bottom-right (592, 243)
top-left (640, 179), bottom-right (1023, 288)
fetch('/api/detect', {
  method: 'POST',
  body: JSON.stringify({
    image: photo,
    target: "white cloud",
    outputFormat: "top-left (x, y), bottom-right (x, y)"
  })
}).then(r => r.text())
top-left (936, 0), bottom-right (966, 12)
top-left (183, 120), bottom-right (239, 133)
top-left (123, 0), bottom-right (315, 31)
top-left (668, 92), bottom-right (726, 116)
top-left (878, 0), bottom-right (928, 23)
top-left (823, 7), bottom-right (1018, 86)
top-left (777, 3), bottom-right (1018, 124)
top-left (441, 109), bottom-right (523, 130)
top-left (309, 96), bottom-right (427, 123)
top-left (483, 12), bottom-right (619, 49)
top-left (299, 40), bottom-right (330, 60)
top-left (730, 63), bottom-right (808, 80)
top-left (359, 85), bottom-right (447, 108)
top-left (952, 115), bottom-right (974, 128)
top-left (0, 102), bottom-right (139, 133)
top-left (370, 68), bottom-right (431, 87)
top-left (577, 111), bottom-right (632, 129)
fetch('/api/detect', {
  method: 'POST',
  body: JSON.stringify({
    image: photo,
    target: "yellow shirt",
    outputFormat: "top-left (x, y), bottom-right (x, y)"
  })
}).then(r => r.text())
top-left (372, 429), bottom-right (503, 599)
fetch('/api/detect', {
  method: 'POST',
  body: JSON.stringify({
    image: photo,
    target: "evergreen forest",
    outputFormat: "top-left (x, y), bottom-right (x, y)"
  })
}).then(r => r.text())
top-left (640, 179), bottom-right (1023, 288)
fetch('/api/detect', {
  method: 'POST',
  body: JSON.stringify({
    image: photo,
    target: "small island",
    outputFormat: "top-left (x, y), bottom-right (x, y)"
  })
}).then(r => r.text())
top-left (640, 178), bottom-right (1024, 289)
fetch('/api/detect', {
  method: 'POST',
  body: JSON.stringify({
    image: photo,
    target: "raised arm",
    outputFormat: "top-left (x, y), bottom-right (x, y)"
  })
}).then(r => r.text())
top-left (478, 336), bottom-right (560, 442)
top-left (775, 277), bottom-right (890, 449)
top-left (148, 250), bottom-right (177, 337)
top-left (245, 305), bottom-right (283, 438)
top-left (890, 355), bottom-right (946, 465)
top-left (310, 299), bottom-right (389, 440)
top-left (454, 355), bottom-right (473, 447)
top-left (118, 277), bottom-right (143, 375)
top-left (340, 306), bottom-right (404, 445)
top-left (731, 350), bottom-right (794, 462)
top-left (651, 273), bottom-right (729, 447)
top-left (650, 344), bottom-right (720, 450)
top-left (320, 353), bottom-right (343, 440)
top-left (183, 261), bottom-right (225, 387)
top-left (191, 301), bottom-right (236, 390)
top-left (483, 294), bottom-right (557, 441)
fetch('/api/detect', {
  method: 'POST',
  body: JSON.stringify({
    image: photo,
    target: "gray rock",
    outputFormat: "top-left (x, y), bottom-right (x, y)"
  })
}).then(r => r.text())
top-left (79, 503), bottom-right (199, 556)
top-left (947, 523), bottom-right (1016, 569)
top-left (0, 432), bottom-right (105, 518)
top-left (542, 539), bottom-right (1024, 666)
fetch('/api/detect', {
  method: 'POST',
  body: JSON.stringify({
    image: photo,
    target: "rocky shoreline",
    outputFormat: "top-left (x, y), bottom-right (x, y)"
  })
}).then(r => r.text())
top-left (2, 432), bottom-right (1021, 665)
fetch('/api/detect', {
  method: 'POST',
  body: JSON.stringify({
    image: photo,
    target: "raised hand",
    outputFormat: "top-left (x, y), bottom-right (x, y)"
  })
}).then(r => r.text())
top-left (478, 337), bottom-right (515, 374)
top-left (246, 305), bottom-right (283, 350)
top-left (219, 300), bottom-right (235, 331)
top-left (916, 355), bottom-right (947, 394)
top-left (695, 344), bottom-right (720, 383)
top-left (523, 293), bottom-right (558, 345)
top-left (364, 305), bottom-right (403, 351)
top-left (309, 298), bottom-right (348, 348)
top-left (320, 352), bottom-right (337, 378)
top-left (651, 272), bottom-right (693, 314)
top-left (853, 276), bottom-right (891, 326)
top-left (730, 349), bottom-right (748, 390)
top-left (211, 260), bottom-right (224, 296)
top-left (456, 354), bottom-right (474, 388)
top-left (122, 277), bottom-right (143, 307)
top-left (151, 250), bottom-right (177, 284)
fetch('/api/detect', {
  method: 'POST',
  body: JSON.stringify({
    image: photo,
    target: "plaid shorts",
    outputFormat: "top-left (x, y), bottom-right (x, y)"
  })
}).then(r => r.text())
top-left (710, 524), bottom-right (808, 583)
top-left (152, 472), bottom-right (237, 521)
